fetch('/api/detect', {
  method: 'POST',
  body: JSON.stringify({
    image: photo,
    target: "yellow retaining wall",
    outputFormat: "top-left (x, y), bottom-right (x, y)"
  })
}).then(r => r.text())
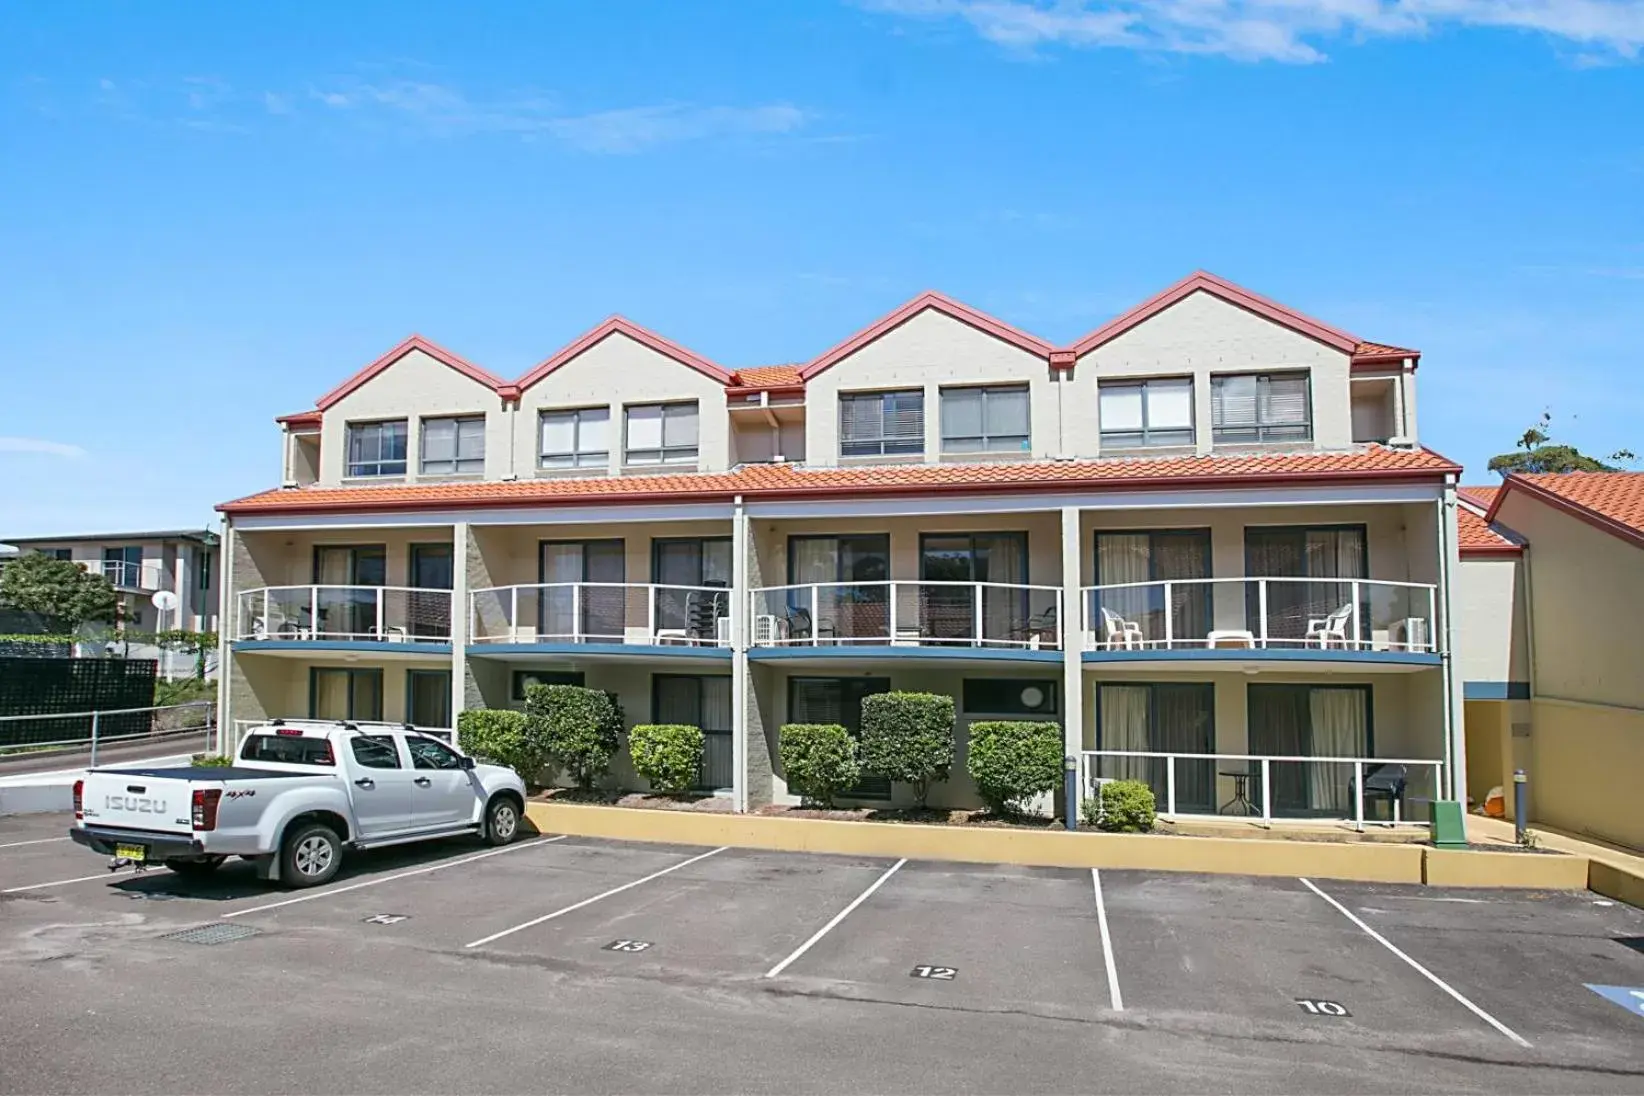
top-left (1422, 847), bottom-right (1589, 890)
top-left (1530, 700), bottom-right (1644, 852)
top-left (525, 802), bottom-right (1425, 884)
top-left (1588, 861), bottom-right (1644, 908)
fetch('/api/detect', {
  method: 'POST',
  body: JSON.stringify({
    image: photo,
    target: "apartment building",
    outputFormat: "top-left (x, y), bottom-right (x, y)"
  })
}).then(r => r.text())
top-left (217, 270), bottom-right (1465, 823)
top-left (1, 528), bottom-right (220, 633)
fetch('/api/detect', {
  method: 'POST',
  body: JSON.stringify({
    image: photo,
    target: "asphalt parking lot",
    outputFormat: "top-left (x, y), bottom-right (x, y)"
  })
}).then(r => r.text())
top-left (3, 810), bottom-right (1643, 1095)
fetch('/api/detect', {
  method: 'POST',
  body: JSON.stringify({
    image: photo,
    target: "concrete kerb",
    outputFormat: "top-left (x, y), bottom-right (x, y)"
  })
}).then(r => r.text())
top-left (526, 802), bottom-right (1426, 885)
top-left (1421, 846), bottom-right (1590, 890)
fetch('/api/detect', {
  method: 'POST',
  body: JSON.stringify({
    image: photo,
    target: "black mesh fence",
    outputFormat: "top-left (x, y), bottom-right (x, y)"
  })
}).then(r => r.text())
top-left (0, 658), bottom-right (158, 747)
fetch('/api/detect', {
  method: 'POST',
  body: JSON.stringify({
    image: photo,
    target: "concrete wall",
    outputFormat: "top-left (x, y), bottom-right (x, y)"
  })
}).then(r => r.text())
top-left (802, 310), bottom-right (1057, 467)
top-left (1454, 555), bottom-right (1529, 686)
top-left (319, 348), bottom-right (505, 486)
top-left (1074, 289), bottom-right (1358, 457)
top-left (514, 332), bottom-right (730, 474)
top-left (231, 655), bottom-right (452, 727)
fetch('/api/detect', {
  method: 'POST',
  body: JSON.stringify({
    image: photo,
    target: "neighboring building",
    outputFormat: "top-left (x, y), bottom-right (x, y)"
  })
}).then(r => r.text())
top-left (1459, 474), bottom-right (1644, 851)
top-left (217, 270), bottom-right (1465, 819)
top-left (0, 529), bottom-right (220, 634)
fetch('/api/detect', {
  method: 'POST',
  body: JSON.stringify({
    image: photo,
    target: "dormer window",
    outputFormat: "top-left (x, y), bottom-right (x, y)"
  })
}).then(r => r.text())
top-left (1211, 372), bottom-right (1311, 445)
top-left (420, 415), bottom-right (485, 475)
top-left (346, 420), bottom-right (408, 477)
top-left (625, 401), bottom-right (699, 466)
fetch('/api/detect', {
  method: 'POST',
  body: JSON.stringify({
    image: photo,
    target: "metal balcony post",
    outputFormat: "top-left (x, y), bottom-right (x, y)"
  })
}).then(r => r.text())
top-left (647, 584), bottom-right (656, 642)
top-left (811, 585), bottom-right (820, 647)
top-left (260, 589), bottom-right (269, 640)
top-left (376, 588), bottom-right (386, 639)
top-left (1257, 580), bottom-right (1269, 648)
top-left (510, 586), bottom-right (519, 641)
top-left (573, 584), bottom-right (583, 643)
top-left (973, 583), bottom-right (984, 646)
top-left (1353, 761), bottom-right (1365, 832)
top-left (1166, 755), bottom-right (1177, 817)
top-left (1163, 581), bottom-right (1174, 649)
top-left (888, 582), bottom-right (898, 644)
top-left (309, 587), bottom-right (319, 640)
top-left (1260, 757), bottom-right (1272, 827)
top-left (1349, 579), bottom-right (1361, 650)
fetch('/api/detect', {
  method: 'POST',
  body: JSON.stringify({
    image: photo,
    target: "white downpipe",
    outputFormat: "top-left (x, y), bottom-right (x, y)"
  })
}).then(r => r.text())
top-left (731, 496), bottom-right (749, 814)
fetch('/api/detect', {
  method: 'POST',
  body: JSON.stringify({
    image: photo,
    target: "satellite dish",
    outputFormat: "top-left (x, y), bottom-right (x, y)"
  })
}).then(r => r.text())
top-left (151, 590), bottom-right (179, 612)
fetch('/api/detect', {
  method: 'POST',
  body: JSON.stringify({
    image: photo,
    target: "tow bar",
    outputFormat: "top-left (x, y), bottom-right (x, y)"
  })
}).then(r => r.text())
top-left (108, 857), bottom-right (149, 873)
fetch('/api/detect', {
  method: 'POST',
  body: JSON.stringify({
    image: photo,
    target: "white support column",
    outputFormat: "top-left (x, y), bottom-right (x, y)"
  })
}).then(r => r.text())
top-left (215, 523), bottom-right (235, 752)
top-left (731, 496), bottom-right (750, 814)
top-left (1438, 483), bottom-right (1467, 803)
top-left (1059, 506), bottom-right (1084, 806)
top-left (451, 521), bottom-right (470, 746)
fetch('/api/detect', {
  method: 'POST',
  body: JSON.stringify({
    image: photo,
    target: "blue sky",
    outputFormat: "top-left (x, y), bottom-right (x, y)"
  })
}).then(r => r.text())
top-left (2, 1), bottom-right (1641, 536)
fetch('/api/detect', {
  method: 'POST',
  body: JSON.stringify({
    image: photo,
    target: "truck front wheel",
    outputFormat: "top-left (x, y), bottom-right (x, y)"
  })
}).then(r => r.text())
top-left (281, 823), bottom-right (342, 888)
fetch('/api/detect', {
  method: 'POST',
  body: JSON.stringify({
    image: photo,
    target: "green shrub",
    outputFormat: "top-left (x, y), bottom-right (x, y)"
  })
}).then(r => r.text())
top-left (629, 724), bottom-right (704, 795)
top-left (526, 684), bottom-right (623, 790)
top-left (457, 709), bottom-right (541, 781)
top-left (966, 721), bottom-right (1063, 816)
top-left (190, 754), bottom-right (235, 767)
top-left (1081, 780), bottom-right (1157, 833)
top-left (860, 692), bottom-right (954, 807)
top-left (779, 723), bottom-right (860, 807)
top-left (155, 677), bottom-right (216, 707)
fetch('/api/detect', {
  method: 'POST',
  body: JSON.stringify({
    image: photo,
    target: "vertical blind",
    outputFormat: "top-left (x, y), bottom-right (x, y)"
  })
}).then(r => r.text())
top-left (840, 390), bottom-right (924, 456)
top-left (1211, 373), bottom-right (1311, 443)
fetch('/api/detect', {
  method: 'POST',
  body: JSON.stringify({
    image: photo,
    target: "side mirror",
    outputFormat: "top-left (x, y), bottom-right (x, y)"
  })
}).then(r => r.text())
top-left (458, 755), bottom-right (476, 771)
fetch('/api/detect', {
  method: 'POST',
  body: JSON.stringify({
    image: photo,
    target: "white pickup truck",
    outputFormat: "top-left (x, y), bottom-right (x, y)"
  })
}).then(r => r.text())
top-left (69, 720), bottom-right (528, 888)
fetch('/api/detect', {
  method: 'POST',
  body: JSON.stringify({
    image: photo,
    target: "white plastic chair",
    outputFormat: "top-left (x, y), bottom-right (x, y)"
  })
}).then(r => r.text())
top-left (1305, 603), bottom-right (1354, 648)
top-left (1100, 606), bottom-right (1144, 650)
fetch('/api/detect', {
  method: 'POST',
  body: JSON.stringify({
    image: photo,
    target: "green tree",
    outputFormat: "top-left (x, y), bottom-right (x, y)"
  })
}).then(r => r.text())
top-left (153, 629), bottom-right (220, 680)
top-left (1487, 412), bottom-right (1635, 476)
top-left (0, 553), bottom-right (117, 631)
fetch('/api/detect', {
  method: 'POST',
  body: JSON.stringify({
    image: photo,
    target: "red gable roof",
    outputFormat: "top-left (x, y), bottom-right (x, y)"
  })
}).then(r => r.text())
top-left (726, 364), bottom-right (805, 395)
top-left (221, 446), bottom-right (1459, 516)
top-left (797, 291), bottom-right (1054, 381)
top-left (1458, 485), bottom-right (1499, 509)
top-left (314, 335), bottom-right (509, 412)
top-left (1487, 472), bottom-right (1644, 552)
top-left (516, 316), bottom-right (731, 392)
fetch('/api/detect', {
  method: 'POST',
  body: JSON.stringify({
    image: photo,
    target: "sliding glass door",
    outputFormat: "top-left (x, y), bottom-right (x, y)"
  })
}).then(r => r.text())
top-left (1247, 684), bottom-right (1371, 817)
top-left (1244, 526), bottom-right (1367, 645)
top-left (653, 674), bottom-right (733, 791)
top-left (310, 667), bottom-right (383, 721)
top-left (919, 532), bottom-right (1028, 645)
top-left (653, 538), bottom-right (732, 642)
top-left (408, 543), bottom-right (453, 639)
top-left (313, 545), bottom-right (386, 638)
top-left (539, 540), bottom-right (626, 641)
top-left (788, 676), bottom-right (891, 798)
top-left (787, 535), bottom-right (889, 643)
top-left (1094, 530), bottom-right (1211, 647)
top-left (1096, 683), bottom-right (1215, 813)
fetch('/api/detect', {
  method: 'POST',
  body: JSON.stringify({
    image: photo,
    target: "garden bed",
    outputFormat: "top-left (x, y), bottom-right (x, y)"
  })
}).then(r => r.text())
top-left (532, 787), bottom-right (736, 813)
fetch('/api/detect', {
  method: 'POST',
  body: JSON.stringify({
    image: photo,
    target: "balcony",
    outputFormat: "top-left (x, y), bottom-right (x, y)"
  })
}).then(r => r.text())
top-left (1082, 577), bottom-right (1439, 662)
top-left (235, 586), bottom-right (453, 646)
top-left (469, 583), bottom-right (732, 649)
top-left (750, 581), bottom-right (1064, 654)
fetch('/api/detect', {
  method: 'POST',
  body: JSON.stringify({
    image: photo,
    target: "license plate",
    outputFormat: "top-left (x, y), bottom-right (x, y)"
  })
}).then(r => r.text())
top-left (115, 843), bottom-right (146, 862)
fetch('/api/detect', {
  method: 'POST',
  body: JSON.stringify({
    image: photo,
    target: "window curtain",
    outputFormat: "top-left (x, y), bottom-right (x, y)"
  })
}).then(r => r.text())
top-left (1153, 684), bottom-right (1214, 812)
top-left (1247, 684), bottom-right (1311, 815)
top-left (1307, 688), bottom-right (1368, 814)
top-left (1152, 534), bottom-right (1210, 646)
top-left (539, 543), bottom-right (584, 640)
top-left (790, 539), bottom-right (839, 638)
top-left (1098, 685), bottom-right (1150, 783)
top-left (976, 534), bottom-right (1025, 645)
top-left (699, 677), bottom-right (733, 791)
top-left (1304, 528), bottom-right (1366, 645)
top-left (1096, 534), bottom-right (1152, 642)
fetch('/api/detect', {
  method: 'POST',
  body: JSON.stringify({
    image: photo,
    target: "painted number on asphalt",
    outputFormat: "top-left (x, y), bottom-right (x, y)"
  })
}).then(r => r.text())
top-left (1586, 985), bottom-right (1644, 1019)
top-left (603, 940), bottom-right (653, 953)
top-left (363, 914), bottom-right (410, 925)
top-left (910, 965), bottom-right (958, 981)
top-left (1296, 998), bottom-right (1350, 1017)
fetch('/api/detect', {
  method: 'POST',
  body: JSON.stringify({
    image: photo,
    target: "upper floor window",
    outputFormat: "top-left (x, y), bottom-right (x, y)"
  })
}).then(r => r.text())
top-left (840, 389), bottom-right (923, 458)
top-left (196, 547), bottom-right (212, 591)
top-left (420, 415), bottom-right (485, 475)
top-left (41, 548), bottom-right (73, 561)
top-left (1099, 378), bottom-right (1194, 448)
top-left (941, 385), bottom-right (1030, 454)
top-left (1211, 372), bottom-right (1311, 445)
top-left (540, 407), bottom-right (610, 469)
top-left (346, 420), bottom-right (408, 477)
top-left (625, 401), bottom-right (699, 466)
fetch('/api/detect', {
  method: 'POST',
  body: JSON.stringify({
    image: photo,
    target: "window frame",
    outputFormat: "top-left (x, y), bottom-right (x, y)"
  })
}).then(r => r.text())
top-left (345, 419), bottom-right (410, 478)
top-left (623, 401), bottom-right (700, 467)
top-left (939, 384), bottom-right (1031, 455)
top-left (1098, 377), bottom-right (1196, 449)
top-left (838, 388), bottom-right (925, 458)
top-left (1210, 371), bottom-right (1313, 445)
top-left (538, 406), bottom-right (612, 470)
top-left (419, 414), bottom-right (486, 476)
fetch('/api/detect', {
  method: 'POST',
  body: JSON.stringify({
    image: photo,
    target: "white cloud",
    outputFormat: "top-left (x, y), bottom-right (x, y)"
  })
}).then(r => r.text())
top-left (0, 437), bottom-right (88, 459)
top-left (262, 91), bottom-right (293, 115)
top-left (864, 0), bottom-right (1644, 63)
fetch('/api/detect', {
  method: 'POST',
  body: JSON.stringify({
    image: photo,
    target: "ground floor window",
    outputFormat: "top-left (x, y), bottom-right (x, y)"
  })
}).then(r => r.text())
top-left (406, 669), bottom-right (451, 729)
top-left (652, 675), bottom-right (733, 792)
top-left (961, 678), bottom-right (1058, 717)
top-left (787, 676), bottom-right (891, 799)
top-left (1247, 683), bottom-right (1372, 817)
top-left (511, 669), bottom-right (585, 702)
top-left (309, 667), bottom-right (383, 721)
top-left (1096, 682), bottom-right (1215, 813)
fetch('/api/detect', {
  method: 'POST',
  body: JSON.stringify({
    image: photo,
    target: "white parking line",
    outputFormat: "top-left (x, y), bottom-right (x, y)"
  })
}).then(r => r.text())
top-left (466, 846), bottom-right (729, 949)
top-left (224, 836), bottom-right (568, 919)
top-left (3, 869), bottom-right (130, 893)
top-left (765, 858), bottom-right (906, 979)
top-left (1300, 877), bottom-right (1530, 1048)
top-left (0, 836), bottom-right (68, 850)
top-left (1091, 868), bottom-right (1124, 1011)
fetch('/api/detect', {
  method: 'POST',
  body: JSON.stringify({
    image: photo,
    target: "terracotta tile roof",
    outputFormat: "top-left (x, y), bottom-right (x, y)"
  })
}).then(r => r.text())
top-left (1458, 485), bottom-right (1499, 509)
top-left (726, 365), bottom-right (805, 392)
top-left (220, 446), bottom-right (1460, 516)
top-left (1457, 505), bottom-right (1521, 555)
top-left (275, 410), bottom-right (322, 428)
top-left (1352, 341), bottom-right (1421, 364)
top-left (1488, 472), bottom-right (1644, 550)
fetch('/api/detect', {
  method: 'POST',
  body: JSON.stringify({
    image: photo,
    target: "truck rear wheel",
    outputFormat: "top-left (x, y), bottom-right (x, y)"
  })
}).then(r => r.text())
top-left (164, 856), bottom-right (227, 877)
top-left (484, 795), bottom-right (520, 847)
top-left (281, 823), bottom-right (342, 888)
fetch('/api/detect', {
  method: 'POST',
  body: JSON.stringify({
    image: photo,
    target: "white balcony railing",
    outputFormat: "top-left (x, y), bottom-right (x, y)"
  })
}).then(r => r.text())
top-left (469, 583), bottom-right (732, 647)
top-left (750, 581), bottom-right (1064, 649)
top-left (1083, 577), bottom-right (1439, 654)
top-left (235, 586), bottom-right (453, 643)
top-left (1080, 750), bottom-right (1445, 829)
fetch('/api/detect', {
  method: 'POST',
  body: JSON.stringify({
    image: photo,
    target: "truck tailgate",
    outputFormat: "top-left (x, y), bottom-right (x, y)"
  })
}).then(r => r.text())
top-left (80, 771), bottom-right (202, 835)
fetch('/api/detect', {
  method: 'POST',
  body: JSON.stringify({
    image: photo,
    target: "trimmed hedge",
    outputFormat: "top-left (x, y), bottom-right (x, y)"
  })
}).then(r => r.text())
top-left (966, 720), bottom-right (1062, 816)
top-left (525, 683), bottom-right (623, 790)
top-left (779, 723), bottom-right (860, 807)
top-left (457, 709), bottom-right (540, 782)
top-left (629, 723), bottom-right (705, 795)
top-left (1081, 779), bottom-right (1157, 833)
top-left (860, 692), bottom-right (954, 807)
